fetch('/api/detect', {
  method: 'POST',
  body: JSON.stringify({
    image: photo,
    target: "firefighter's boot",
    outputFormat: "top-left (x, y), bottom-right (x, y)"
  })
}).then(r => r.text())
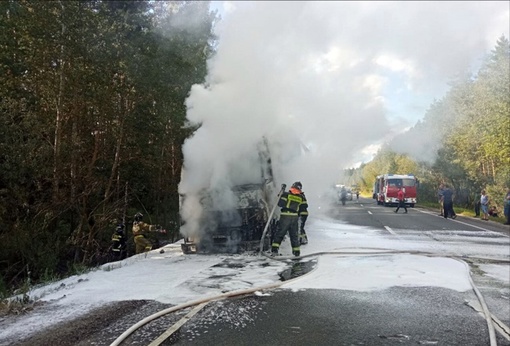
top-left (299, 230), bottom-right (308, 245)
top-left (293, 250), bottom-right (301, 257)
top-left (271, 246), bottom-right (279, 256)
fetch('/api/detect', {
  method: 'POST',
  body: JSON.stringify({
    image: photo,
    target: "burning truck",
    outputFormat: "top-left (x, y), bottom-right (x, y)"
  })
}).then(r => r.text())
top-left (180, 138), bottom-right (280, 254)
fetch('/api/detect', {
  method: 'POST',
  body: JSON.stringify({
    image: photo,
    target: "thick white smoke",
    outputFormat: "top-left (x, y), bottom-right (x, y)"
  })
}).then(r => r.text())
top-left (178, 2), bottom-right (509, 238)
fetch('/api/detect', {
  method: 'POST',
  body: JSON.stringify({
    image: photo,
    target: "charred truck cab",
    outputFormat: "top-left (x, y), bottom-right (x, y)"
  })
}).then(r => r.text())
top-left (180, 138), bottom-right (278, 254)
top-left (181, 182), bottom-right (278, 254)
top-left (373, 173), bottom-right (419, 207)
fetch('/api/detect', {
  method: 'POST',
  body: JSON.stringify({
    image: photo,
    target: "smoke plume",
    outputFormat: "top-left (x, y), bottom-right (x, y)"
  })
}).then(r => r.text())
top-left (178, 2), bottom-right (509, 238)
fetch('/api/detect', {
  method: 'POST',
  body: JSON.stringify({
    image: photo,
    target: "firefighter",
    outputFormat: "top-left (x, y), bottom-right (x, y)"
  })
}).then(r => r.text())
top-left (272, 182), bottom-right (306, 257)
top-left (111, 223), bottom-right (127, 260)
top-left (298, 190), bottom-right (309, 245)
top-left (132, 212), bottom-right (166, 254)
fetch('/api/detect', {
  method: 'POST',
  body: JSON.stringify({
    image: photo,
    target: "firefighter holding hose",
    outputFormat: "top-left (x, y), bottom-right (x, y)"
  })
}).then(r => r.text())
top-left (132, 212), bottom-right (166, 254)
top-left (271, 182), bottom-right (307, 257)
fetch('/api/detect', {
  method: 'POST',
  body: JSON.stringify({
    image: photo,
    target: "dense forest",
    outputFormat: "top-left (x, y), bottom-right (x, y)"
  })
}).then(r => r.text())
top-left (1, 1), bottom-right (508, 296)
top-left (0, 1), bottom-right (216, 295)
top-left (346, 36), bottom-right (509, 211)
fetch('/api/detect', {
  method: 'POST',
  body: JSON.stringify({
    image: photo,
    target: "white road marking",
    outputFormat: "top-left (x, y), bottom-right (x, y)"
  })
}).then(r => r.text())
top-left (415, 209), bottom-right (509, 236)
top-left (384, 226), bottom-right (397, 236)
top-left (367, 211), bottom-right (372, 215)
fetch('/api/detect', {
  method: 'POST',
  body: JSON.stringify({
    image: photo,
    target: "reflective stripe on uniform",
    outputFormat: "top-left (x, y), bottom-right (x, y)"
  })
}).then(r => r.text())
top-left (280, 192), bottom-right (304, 213)
top-left (281, 211), bottom-right (298, 216)
top-left (134, 235), bottom-right (144, 239)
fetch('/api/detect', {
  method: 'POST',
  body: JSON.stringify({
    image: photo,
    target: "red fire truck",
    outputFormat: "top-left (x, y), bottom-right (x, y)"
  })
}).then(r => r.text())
top-left (372, 174), bottom-right (418, 207)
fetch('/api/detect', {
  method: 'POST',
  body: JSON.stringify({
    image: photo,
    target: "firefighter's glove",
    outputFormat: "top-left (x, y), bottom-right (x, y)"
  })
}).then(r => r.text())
top-left (160, 229), bottom-right (167, 234)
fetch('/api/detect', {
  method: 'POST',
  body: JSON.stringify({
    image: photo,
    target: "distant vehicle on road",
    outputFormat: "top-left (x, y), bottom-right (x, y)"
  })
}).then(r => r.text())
top-left (346, 189), bottom-right (353, 201)
top-left (336, 185), bottom-right (352, 205)
top-left (373, 174), bottom-right (418, 207)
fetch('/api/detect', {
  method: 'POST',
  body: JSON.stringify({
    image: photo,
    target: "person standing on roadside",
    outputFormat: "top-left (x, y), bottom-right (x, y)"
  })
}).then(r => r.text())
top-left (442, 184), bottom-right (456, 219)
top-left (437, 183), bottom-right (445, 216)
top-left (480, 190), bottom-right (490, 221)
top-left (504, 187), bottom-right (510, 225)
top-left (474, 191), bottom-right (481, 217)
top-left (394, 187), bottom-right (408, 213)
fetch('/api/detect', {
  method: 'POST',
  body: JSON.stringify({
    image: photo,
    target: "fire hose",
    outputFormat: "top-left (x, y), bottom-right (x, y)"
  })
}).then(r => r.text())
top-left (258, 183), bottom-right (286, 256)
top-left (109, 249), bottom-right (506, 346)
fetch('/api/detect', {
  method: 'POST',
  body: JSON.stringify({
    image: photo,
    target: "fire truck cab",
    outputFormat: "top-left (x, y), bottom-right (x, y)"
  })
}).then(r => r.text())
top-left (373, 174), bottom-right (418, 207)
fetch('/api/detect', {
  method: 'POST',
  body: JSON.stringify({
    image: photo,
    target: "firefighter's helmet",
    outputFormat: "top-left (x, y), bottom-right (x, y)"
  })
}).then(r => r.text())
top-left (292, 181), bottom-right (302, 190)
top-left (134, 212), bottom-right (143, 222)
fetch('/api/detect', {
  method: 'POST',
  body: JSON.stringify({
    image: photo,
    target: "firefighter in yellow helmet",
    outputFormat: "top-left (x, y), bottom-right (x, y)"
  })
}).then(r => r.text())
top-left (271, 182), bottom-right (306, 257)
top-left (132, 212), bottom-right (166, 254)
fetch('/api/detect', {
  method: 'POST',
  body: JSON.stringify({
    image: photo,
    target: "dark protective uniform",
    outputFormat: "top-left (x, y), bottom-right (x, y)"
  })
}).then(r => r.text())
top-left (442, 187), bottom-right (456, 219)
top-left (298, 192), bottom-right (309, 245)
top-left (272, 185), bottom-right (306, 257)
top-left (111, 224), bottom-right (127, 260)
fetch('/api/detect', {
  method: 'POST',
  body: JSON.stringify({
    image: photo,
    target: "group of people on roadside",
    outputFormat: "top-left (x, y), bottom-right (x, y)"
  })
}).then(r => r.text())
top-left (438, 183), bottom-right (510, 225)
top-left (477, 188), bottom-right (510, 222)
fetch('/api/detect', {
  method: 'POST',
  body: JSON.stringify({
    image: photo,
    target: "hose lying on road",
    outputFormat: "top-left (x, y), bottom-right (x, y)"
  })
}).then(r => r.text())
top-left (109, 256), bottom-right (320, 346)
top-left (110, 249), bottom-right (505, 346)
top-left (455, 258), bottom-right (498, 346)
top-left (147, 302), bottom-right (208, 346)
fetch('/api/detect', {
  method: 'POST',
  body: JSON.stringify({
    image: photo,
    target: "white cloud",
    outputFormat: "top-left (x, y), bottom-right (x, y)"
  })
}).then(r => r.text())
top-left (360, 74), bottom-right (387, 95)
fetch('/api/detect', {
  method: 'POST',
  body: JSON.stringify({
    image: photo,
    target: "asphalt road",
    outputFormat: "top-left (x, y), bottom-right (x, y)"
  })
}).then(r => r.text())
top-left (155, 198), bottom-right (509, 346)
top-left (168, 287), bottom-right (502, 346)
top-left (330, 197), bottom-right (510, 237)
top-left (8, 198), bottom-right (509, 346)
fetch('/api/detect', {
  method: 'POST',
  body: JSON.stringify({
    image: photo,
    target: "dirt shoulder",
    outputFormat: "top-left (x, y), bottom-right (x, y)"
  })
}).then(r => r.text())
top-left (3, 300), bottom-right (180, 346)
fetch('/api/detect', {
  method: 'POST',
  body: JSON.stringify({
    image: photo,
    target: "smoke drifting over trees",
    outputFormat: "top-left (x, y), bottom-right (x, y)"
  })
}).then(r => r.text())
top-left (178, 1), bottom-right (509, 236)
